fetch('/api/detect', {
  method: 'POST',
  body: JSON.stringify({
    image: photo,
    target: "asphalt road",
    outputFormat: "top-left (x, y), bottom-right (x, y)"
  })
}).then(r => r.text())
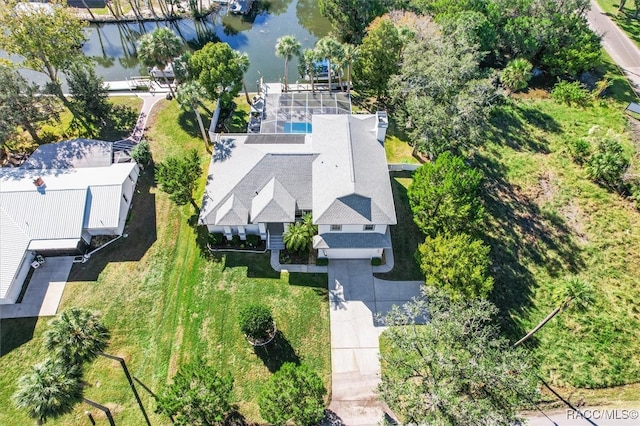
top-left (588, 0), bottom-right (640, 97)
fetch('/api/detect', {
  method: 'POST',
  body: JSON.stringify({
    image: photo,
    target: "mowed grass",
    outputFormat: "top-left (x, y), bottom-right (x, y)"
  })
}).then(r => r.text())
top-left (477, 94), bottom-right (640, 392)
top-left (0, 98), bottom-right (330, 425)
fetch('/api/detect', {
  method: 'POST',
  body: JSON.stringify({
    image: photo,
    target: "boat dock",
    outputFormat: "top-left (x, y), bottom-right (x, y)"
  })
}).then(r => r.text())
top-left (229, 0), bottom-right (254, 14)
top-left (102, 77), bottom-right (174, 94)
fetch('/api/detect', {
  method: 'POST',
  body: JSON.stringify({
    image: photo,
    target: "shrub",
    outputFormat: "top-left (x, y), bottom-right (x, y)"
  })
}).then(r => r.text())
top-left (238, 304), bottom-right (274, 341)
top-left (371, 257), bottom-right (382, 266)
top-left (501, 58), bottom-right (533, 93)
top-left (316, 258), bottom-right (329, 266)
top-left (570, 138), bottom-right (591, 165)
top-left (130, 140), bottom-right (151, 166)
top-left (246, 234), bottom-right (261, 247)
top-left (586, 132), bottom-right (630, 192)
top-left (551, 80), bottom-right (589, 107)
top-left (209, 233), bottom-right (225, 246)
top-left (231, 234), bottom-right (241, 245)
top-left (258, 363), bottom-right (326, 426)
top-left (630, 181), bottom-right (640, 210)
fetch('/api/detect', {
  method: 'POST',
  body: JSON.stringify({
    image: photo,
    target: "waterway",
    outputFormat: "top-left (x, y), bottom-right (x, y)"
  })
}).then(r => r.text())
top-left (2, 0), bottom-right (331, 89)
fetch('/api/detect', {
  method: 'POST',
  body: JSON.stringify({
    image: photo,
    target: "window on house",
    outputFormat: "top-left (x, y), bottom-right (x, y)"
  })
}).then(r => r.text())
top-left (330, 224), bottom-right (342, 231)
top-left (123, 193), bottom-right (129, 203)
top-left (363, 224), bottom-right (375, 231)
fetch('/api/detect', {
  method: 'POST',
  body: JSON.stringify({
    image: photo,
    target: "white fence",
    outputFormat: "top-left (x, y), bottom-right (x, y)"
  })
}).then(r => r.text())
top-left (387, 163), bottom-right (421, 172)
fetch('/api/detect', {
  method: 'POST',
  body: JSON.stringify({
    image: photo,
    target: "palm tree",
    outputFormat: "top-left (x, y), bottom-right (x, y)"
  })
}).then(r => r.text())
top-left (501, 58), bottom-right (533, 94)
top-left (137, 27), bottom-right (183, 98)
top-left (341, 44), bottom-right (359, 94)
top-left (299, 48), bottom-right (320, 93)
top-left (44, 307), bottom-right (110, 366)
top-left (283, 213), bottom-right (317, 253)
top-left (514, 277), bottom-right (594, 347)
top-left (315, 36), bottom-right (343, 92)
top-left (177, 81), bottom-right (211, 152)
top-left (13, 359), bottom-right (83, 425)
top-left (275, 35), bottom-right (301, 93)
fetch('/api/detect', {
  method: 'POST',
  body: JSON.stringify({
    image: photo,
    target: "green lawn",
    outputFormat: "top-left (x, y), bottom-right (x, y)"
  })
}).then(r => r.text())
top-left (0, 98), bottom-right (330, 425)
top-left (597, 0), bottom-right (640, 49)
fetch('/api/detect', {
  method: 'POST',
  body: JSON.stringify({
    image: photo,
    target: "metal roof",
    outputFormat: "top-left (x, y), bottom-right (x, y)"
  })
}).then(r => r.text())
top-left (22, 139), bottom-right (113, 169)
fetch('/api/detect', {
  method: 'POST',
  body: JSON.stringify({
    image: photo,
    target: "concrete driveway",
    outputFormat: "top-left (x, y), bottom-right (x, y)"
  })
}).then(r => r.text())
top-left (327, 259), bottom-right (423, 425)
top-left (0, 257), bottom-right (74, 319)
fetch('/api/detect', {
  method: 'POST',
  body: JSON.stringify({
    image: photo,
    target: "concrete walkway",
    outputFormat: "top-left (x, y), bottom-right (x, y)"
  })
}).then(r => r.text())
top-left (0, 257), bottom-right (74, 319)
top-left (327, 260), bottom-right (422, 425)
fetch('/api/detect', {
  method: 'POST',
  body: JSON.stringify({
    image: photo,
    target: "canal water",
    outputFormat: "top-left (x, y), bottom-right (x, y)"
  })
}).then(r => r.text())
top-left (3, 0), bottom-right (331, 89)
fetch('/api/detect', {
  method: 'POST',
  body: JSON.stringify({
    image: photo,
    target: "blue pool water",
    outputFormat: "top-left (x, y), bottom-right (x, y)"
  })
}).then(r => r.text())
top-left (284, 122), bottom-right (312, 134)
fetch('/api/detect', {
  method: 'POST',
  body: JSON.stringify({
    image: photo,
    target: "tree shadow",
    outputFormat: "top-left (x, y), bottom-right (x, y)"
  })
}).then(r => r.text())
top-left (223, 252), bottom-right (280, 279)
top-left (67, 171), bottom-right (157, 282)
top-left (223, 409), bottom-right (261, 426)
top-left (253, 330), bottom-right (300, 373)
top-left (288, 272), bottom-right (328, 298)
top-left (473, 152), bottom-right (585, 340)
top-left (178, 110), bottom-right (202, 139)
top-left (0, 317), bottom-right (38, 357)
top-left (486, 103), bottom-right (559, 154)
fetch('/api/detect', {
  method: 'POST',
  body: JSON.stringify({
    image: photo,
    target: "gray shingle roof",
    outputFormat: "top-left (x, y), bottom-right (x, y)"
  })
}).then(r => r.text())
top-left (312, 115), bottom-right (396, 225)
top-left (313, 232), bottom-right (392, 249)
top-left (251, 178), bottom-right (296, 223)
top-left (215, 194), bottom-right (248, 225)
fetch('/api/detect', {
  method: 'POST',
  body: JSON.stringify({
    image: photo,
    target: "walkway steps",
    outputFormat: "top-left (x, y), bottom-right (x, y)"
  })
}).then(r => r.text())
top-left (268, 234), bottom-right (285, 250)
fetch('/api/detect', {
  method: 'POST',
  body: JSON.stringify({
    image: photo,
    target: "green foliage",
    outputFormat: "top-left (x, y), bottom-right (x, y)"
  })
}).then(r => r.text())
top-left (390, 30), bottom-right (494, 158)
top-left (501, 58), bottom-right (533, 93)
top-left (316, 258), bottom-right (329, 266)
top-left (440, 10), bottom-right (498, 58)
top-left (131, 140), bottom-right (152, 166)
top-left (66, 63), bottom-right (111, 137)
top-left (417, 232), bottom-right (493, 299)
top-left (43, 307), bottom-right (110, 366)
top-left (586, 129), bottom-right (630, 191)
top-left (245, 234), bottom-right (261, 247)
top-left (258, 363), bottom-right (326, 426)
top-left (189, 42), bottom-right (249, 107)
top-left (238, 304), bottom-right (274, 340)
top-left (551, 80), bottom-right (590, 106)
top-left (155, 149), bottom-right (202, 207)
top-left (630, 180), bottom-right (640, 210)
top-left (156, 363), bottom-right (233, 426)
top-left (408, 152), bottom-right (484, 236)
top-left (0, 0), bottom-right (88, 96)
top-left (0, 64), bottom-right (60, 146)
top-left (315, 36), bottom-right (344, 91)
top-left (275, 35), bottom-right (302, 91)
top-left (283, 213), bottom-right (317, 253)
top-left (371, 257), bottom-right (382, 266)
top-left (354, 16), bottom-right (403, 102)
top-left (570, 138), bottom-right (592, 165)
top-left (13, 358), bottom-right (83, 424)
top-left (318, 0), bottom-right (393, 43)
top-left (209, 232), bottom-right (225, 246)
top-left (379, 292), bottom-right (538, 425)
top-left (137, 27), bottom-right (182, 75)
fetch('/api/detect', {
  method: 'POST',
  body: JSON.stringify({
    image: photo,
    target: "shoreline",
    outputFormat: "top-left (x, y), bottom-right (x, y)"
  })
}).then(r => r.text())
top-left (69, 0), bottom-right (221, 24)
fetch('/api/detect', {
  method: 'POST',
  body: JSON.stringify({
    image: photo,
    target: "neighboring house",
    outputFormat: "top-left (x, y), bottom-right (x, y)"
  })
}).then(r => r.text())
top-left (199, 112), bottom-right (396, 259)
top-left (0, 139), bottom-right (139, 304)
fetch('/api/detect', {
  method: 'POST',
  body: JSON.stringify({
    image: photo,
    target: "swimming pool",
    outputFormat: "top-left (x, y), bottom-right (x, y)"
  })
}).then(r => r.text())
top-left (283, 122), bottom-right (312, 133)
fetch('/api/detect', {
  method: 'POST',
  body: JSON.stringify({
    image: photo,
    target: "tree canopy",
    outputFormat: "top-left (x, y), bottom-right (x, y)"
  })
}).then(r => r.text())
top-left (417, 232), bottom-right (494, 300)
top-left (155, 149), bottom-right (202, 209)
top-left (156, 363), bottom-right (234, 426)
top-left (408, 152), bottom-right (485, 237)
top-left (0, 0), bottom-right (88, 99)
top-left (137, 27), bottom-right (182, 96)
top-left (379, 292), bottom-right (538, 425)
top-left (189, 42), bottom-right (249, 107)
top-left (258, 363), bottom-right (326, 426)
top-left (275, 35), bottom-right (301, 92)
top-left (354, 16), bottom-right (404, 103)
top-left (318, 0), bottom-right (395, 44)
top-left (0, 64), bottom-right (60, 147)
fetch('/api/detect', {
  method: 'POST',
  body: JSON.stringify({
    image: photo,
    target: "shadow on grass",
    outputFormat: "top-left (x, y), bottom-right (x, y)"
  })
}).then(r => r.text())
top-left (0, 317), bottom-right (38, 357)
top-left (178, 110), bottom-right (204, 140)
top-left (487, 103), bottom-right (559, 154)
top-left (253, 330), bottom-right (300, 373)
top-left (611, 10), bottom-right (640, 47)
top-left (374, 172), bottom-right (425, 281)
top-left (224, 409), bottom-right (260, 426)
top-left (67, 171), bottom-right (157, 282)
top-left (474, 152), bottom-right (585, 340)
top-left (288, 272), bottom-right (328, 298)
top-left (223, 252), bottom-right (280, 279)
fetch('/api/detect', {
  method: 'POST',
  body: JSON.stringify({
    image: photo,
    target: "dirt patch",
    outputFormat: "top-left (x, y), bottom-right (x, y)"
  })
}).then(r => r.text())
top-left (560, 201), bottom-right (589, 244)
top-left (535, 170), bottom-right (557, 205)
